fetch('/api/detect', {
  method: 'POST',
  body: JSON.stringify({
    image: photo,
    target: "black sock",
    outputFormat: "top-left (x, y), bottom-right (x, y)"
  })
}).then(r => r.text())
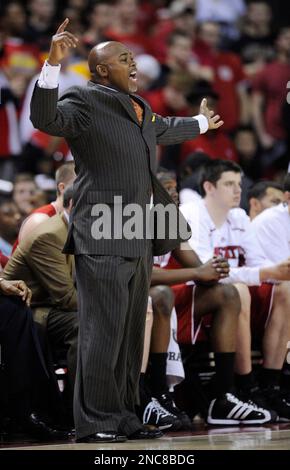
top-left (260, 368), bottom-right (281, 389)
top-left (138, 373), bottom-right (151, 408)
top-left (148, 352), bottom-right (168, 395)
top-left (214, 352), bottom-right (235, 398)
top-left (235, 371), bottom-right (257, 391)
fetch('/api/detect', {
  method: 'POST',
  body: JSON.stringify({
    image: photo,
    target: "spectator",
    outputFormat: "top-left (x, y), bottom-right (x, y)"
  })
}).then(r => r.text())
top-left (134, 54), bottom-right (161, 93)
top-left (105, 0), bottom-right (153, 55)
top-left (167, 84), bottom-right (238, 166)
top-left (4, 186), bottom-right (78, 417)
top-left (82, 1), bottom-right (114, 53)
top-left (152, 0), bottom-right (197, 62)
top-left (253, 27), bottom-right (290, 150)
top-left (0, 71), bottom-right (21, 181)
top-left (234, 126), bottom-right (262, 181)
top-left (233, 1), bottom-right (276, 77)
top-left (195, 0), bottom-right (246, 42)
top-left (0, 278), bottom-right (72, 439)
top-left (25, 0), bottom-right (57, 52)
top-left (252, 27), bottom-right (290, 171)
top-left (14, 162), bottom-right (76, 250)
top-left (195, 21), bottom-right (250, 132)
top-left (12, 174), bottom-right (38, 218)
top-left (0, 197), bottom-right (21, 257)
top-left (145, 71), bottom-right (191, 117)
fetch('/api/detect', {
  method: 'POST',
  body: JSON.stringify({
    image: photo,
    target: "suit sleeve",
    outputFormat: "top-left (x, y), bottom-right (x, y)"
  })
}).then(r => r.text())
top-left (30, 85), bottom-right (91, 138)
top-left (154, 114), bottom-right (201, 145)
top-left (27, 234), bottom-right (77, 311)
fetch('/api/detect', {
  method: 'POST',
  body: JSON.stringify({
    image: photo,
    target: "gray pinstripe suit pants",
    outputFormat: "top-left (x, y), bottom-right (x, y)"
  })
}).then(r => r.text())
top-left (74, 247), bottom-right (153, 439)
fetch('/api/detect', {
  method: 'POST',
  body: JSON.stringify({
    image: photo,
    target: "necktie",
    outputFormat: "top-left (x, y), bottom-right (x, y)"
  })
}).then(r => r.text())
top-left (130, 98), bottom-right (144, 125)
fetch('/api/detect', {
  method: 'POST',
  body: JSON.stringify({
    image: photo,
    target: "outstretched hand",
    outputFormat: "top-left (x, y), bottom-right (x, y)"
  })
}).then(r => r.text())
top-left (48, 18), bottom-right (79, 66)
top-left (199, 98), bottom-right (224, 130)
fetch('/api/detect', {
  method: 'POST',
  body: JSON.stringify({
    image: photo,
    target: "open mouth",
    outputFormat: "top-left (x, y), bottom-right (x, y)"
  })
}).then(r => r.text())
top-left (129, 70), bottom-right (137, 81)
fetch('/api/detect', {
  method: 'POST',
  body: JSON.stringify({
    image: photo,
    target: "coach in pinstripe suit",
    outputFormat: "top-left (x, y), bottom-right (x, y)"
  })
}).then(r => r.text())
top-left (30, 19), bottom-right (224, 443)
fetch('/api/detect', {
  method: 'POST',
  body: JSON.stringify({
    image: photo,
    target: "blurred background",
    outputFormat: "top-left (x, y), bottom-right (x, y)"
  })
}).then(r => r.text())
top-left (0, 0), bottom-right (289, 221)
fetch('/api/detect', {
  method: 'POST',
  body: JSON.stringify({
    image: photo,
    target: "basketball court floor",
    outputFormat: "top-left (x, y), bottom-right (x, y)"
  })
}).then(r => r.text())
top-left (1, 422), bottom-right (289, 450)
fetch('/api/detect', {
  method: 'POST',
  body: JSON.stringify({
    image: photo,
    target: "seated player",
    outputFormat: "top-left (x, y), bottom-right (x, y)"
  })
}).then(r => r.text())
top-left (181, 160), bottom-right (290, 421)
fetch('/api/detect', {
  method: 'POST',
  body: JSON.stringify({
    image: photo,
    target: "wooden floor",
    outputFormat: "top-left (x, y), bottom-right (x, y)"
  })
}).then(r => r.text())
top-left (1, 422), bottom-right (290, 450)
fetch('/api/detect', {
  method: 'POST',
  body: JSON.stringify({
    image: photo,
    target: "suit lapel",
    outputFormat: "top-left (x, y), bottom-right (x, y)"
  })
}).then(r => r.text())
top-left (88, 82), bottom-right (152, 126)
top-left (114, 93), bottom-right (140, 125)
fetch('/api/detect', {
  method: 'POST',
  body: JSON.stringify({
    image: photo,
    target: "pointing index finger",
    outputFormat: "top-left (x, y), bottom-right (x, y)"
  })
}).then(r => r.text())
top-left (56, 18), bottom-right (69, 34)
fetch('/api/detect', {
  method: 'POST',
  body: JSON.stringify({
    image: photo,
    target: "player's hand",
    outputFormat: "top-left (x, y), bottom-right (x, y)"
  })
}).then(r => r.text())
top-left (47, 18), bottom-right (79, 66)
top-left (199, 98), bottom-right (224, 130)
top-left (0, 279), bottom-right (32, 306)
top-left (272, 258), bottom-right (290, 281)
top-left (195, 256), bottom-right (229, 283)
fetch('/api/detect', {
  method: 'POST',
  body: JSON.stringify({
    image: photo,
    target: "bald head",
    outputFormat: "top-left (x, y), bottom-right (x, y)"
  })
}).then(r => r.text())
top-left (88, 41), bottom-right (120, 75)
top-left (88, 41), bottom-right (138, 93)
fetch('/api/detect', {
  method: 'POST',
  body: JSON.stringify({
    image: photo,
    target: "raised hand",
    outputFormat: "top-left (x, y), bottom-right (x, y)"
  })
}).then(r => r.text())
top-left (199, 98), bottom-right (224, 130)
top-left (48, 18), bottom-right (79, 66)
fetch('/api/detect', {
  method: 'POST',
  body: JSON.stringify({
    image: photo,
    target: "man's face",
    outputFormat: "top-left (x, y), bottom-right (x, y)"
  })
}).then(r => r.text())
top-left (199, 22), bottom-right (220, 50)
top-left (13, 181), bottom-right (37, 215)
top-left (277, 29), bottom-right (290, 56)
top-left (0, 202), bottom-right (21, 240)
top-left (169, 36), bottom-right (192, 65)
top-left (103, 44), bottom-right (138, 93)
top-left (234, 130), bottom-right (257, 159)
top-left (91, 3), bottom-right (114, 31)
top-left (258, 187), bottom-right (284, 212)
top-left (207, 171), bottom-right (242, 209)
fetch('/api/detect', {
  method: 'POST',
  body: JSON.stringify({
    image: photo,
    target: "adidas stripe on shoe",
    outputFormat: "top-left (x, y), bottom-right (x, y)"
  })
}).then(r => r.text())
top-left (207, 393), bottom-right (271, 425)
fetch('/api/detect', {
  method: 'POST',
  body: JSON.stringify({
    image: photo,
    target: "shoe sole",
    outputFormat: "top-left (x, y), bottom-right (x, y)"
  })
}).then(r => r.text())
top-left (207, 417), bottom-right (271, 425)
top-left (150, 423), bottom-right (173, 430)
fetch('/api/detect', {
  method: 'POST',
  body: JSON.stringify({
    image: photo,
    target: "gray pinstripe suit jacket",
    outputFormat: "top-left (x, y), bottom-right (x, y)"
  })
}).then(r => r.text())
top-left (30, 81), bottom-right (200, 256)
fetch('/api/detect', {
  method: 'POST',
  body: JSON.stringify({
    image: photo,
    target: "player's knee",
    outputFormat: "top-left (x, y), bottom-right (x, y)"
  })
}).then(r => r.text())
top-left (150, 285), bottom-right (174, 317)
top-left (218, 284), bottom-right (241, 316)
top-left (273, 281), bottom-right (290, 307)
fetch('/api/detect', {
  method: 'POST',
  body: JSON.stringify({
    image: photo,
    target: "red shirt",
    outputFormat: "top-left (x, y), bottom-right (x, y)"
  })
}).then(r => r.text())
top-left (145, 89), bottom-right (189, 117)
top-left (179, 132), bottom-right (238, 164)
top-left (194, 42), bottom-right (245, 132)
top-left (0, 250), bottom-right (9, 269)
top-left (252, 60), bottom-right (290, 140)
top-left (12, 203), bottom-right (57, 253)
top-left (104, 29), bottom-right (153, 56)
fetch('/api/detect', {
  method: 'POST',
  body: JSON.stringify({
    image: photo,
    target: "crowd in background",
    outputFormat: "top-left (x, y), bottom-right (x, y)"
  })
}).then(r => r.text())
top-left (1, 0), bottom-right (290, 207)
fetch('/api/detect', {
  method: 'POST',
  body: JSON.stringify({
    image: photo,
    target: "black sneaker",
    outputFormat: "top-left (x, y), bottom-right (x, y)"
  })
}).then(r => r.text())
top-left (262, 386), bottom-right (290, 422)
top-left (155, 392), bottom-right (192, 430)
top-left (207, 393), bottom-right (272, 425)
top-left (142, 398), bottom-right (180, 430)
top-left (238, 386), bottom-right (278, 422)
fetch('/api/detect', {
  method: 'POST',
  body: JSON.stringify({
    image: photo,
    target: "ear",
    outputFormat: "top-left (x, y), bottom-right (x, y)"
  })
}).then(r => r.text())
top-left (96, 64), bottom-right (108, 78)
top-left (203, 181), bottom-right (214, 195)
top-left (249, 197), bottom-right (260, 212)
top-left (284, 191), bottom-right (290, 204)
top-left (58, 182), bottom-right (65, 195)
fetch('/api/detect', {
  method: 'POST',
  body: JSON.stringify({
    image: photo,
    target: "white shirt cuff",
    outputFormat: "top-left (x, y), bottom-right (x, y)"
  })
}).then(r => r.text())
top-left (38, 60), bottom-right (61, 89)
top-left (193, 114), bottom-right (209, 134)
